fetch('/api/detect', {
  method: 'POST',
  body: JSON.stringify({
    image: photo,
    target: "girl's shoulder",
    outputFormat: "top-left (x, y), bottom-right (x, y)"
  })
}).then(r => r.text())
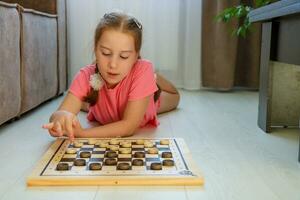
top-left (79, 64), bottom-right (96, 75)
top-left (127, 59), bottom-right (155, 83)
top-left (134, 59), bottom-right (153, 68)
top-left (74, 64), bottom-right (96, 81)
top-left (131, 59), bottom-right (154, 74)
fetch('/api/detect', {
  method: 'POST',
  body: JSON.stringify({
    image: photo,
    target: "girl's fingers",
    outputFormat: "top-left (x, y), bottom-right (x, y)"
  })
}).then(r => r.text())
top-left (49, 129), bottom-right (60, 137)
top-left (44, 112), bottom-right (77, 141)
top-left (48, 123), bottom-right (62, 137)
top-left (42, 122), bottom-right (54, 129)
top-left (65, 118), bottom-right (75, 142)
top-left (43, 122), bottom-right (63, 137)
top-left (72, 118), bottom-right (78, 127)
top-left (54, 121), bottom-right (63, 137)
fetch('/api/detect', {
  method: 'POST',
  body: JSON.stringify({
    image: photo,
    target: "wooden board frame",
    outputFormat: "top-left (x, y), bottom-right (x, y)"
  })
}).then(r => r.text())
top-left (27, 138), bottom-right (204, 186)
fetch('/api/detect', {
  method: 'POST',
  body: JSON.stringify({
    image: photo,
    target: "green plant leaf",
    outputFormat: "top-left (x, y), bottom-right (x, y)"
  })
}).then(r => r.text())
top-left (255, 0), bottom-right (274, 8)
top-left (216, 0), bottom-right (274, 38)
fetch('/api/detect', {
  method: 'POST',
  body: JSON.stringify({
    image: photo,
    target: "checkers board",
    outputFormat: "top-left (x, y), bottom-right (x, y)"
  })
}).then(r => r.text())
top-left (27, 138), bottom-right (204, 186)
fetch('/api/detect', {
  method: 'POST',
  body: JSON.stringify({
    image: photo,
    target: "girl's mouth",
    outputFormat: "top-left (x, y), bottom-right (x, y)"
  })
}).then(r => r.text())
top-left (107, 72), bottom-right (119, 78)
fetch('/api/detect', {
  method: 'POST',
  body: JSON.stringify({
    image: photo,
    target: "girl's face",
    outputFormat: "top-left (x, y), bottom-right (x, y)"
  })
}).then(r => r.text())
top-left (95, 29), bottom-right (139, 88)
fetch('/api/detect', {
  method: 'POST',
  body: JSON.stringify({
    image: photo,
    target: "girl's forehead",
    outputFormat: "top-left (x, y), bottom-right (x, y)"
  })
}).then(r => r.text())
top-left (101, 29), bottom-right (134, 41)
top-left (98, 30), bottom-right (135, 51)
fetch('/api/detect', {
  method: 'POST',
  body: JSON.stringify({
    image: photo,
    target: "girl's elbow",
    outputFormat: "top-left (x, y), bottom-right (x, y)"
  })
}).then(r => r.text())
top-left (122, 131), bottom-right (135, 137)
top-left (121, 123), bottom-right (139, 137)
top-left (120, 130), bottom-right (134, 137)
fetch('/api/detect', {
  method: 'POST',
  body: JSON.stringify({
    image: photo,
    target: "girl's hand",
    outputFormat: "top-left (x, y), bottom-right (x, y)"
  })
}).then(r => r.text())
top-left (72, 117), bottom-right (83, 138)
top-left (42, 121), bottom-right (64, 137)
top-left (42, 110), bottom-right (78, 142)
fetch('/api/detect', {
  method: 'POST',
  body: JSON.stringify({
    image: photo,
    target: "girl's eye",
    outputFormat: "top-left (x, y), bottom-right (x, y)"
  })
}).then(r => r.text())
top-left (120, 55), bottom-right (129, 59)
top-left (102, 52), bottom-right (111, 56)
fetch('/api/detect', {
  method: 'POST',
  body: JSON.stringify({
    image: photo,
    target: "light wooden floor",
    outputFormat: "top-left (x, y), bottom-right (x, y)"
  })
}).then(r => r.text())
top-left (0, 90), bottom-right (299, 200)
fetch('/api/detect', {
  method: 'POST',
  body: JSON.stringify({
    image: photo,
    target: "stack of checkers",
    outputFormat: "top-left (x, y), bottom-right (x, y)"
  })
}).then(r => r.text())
top-left (56, 139), bottom-right (175, 171)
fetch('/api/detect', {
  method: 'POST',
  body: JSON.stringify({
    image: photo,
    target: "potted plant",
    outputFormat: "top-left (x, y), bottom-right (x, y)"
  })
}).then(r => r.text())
top-left (216, 0), bottom-right (276, 37)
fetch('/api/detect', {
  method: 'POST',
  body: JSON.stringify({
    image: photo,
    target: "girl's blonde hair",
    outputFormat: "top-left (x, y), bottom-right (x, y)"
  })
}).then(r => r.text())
top-left (84, 12), bottom-right (143, 106)
top-left (94, 12), bottom-right (143, 54)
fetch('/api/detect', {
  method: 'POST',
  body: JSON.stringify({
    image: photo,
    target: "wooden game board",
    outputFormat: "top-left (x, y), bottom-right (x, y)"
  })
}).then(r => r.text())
top-left (27, 138), bottom-right (204, 186)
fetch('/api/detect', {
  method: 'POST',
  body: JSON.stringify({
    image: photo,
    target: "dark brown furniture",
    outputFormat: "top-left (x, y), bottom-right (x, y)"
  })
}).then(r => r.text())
top-left (249, 0), bottom-right (300, 161)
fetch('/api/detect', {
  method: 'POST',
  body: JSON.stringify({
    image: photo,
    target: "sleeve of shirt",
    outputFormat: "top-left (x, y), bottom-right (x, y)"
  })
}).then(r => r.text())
top-left (128, 61), bottom-right (158, 101)
top-left (68, 67), bottom-right (91, 101)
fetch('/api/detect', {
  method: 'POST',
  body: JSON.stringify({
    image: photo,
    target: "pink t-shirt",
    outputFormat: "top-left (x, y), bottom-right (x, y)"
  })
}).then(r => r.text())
top-left (69, 59), bottom-right (160, 127)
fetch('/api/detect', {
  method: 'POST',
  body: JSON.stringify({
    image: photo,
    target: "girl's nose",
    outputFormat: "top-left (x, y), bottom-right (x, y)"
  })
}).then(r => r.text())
top-left (109, 56), bottom-right (118, 69)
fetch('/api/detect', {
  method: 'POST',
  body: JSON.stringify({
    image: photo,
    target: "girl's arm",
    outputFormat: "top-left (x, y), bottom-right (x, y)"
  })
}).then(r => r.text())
top-left (57, 92), bottom-right (83, 114)
top-left (77, 95), bottom-right (151, 138)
